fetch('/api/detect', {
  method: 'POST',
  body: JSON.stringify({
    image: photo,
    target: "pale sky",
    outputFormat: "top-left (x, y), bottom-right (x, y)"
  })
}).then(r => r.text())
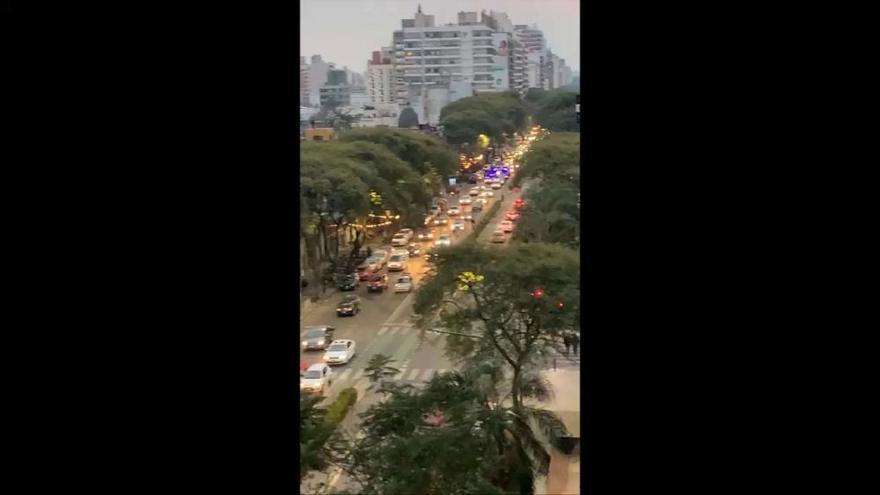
top-left (301, 0), bottom-right (580, 74)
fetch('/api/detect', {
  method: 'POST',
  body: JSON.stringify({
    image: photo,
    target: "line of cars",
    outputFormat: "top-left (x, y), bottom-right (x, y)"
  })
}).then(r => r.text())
top-left (491, 198), bottom-right (526, 244)
top-left (300, 324), bottom-right (357, 395)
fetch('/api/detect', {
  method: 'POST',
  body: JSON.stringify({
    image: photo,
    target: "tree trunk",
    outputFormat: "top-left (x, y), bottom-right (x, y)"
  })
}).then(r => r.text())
top-left (511, 365), bottom-right (523, 411)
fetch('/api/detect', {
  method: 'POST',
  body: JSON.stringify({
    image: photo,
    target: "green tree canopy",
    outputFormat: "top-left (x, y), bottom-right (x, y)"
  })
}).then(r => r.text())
top-left (440, 92), bottom-right (529, 146)
top-left (524, 89), bottom-right (580, 132)
top-left (398, 106), bottom-right (419, 128)
top-left (513, 132), bottom-right (580, 187)
top-left (338, 127), bottom-right (459, 178)
top-left (513, 181), bottom-right (580, 246)
top-left (335, 361), bottom-right (569, 494)
top-left (414, 243), bottom-right (580, 410)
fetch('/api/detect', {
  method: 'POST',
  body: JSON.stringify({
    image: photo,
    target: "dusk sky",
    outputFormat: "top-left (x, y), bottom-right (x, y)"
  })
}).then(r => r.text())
top-left (301, 0), bottom-right (580, 74)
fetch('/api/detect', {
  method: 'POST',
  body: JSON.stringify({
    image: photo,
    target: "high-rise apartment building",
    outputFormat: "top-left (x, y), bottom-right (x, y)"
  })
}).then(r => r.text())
top-left (391, 7), bottom-right (512, 123)
top-left (482, 10), bottom-right (527, 95)
top-left (300, 56), bottom-right (311, 106)
top-left (367, 49), bottom-right (395, 105)
top-left (514, 24), bottom-right (548, 90)
top-left (307, 55), bottom-right (335, 108)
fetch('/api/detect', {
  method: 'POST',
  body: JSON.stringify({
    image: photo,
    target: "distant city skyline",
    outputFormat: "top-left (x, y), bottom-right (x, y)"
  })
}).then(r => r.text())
top-left (300, 0), bottom-right (580, 74)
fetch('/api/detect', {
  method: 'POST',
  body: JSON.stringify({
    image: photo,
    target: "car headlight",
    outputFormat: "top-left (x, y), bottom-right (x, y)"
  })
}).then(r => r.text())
top-left (302, 341), bottom-right (308, 346)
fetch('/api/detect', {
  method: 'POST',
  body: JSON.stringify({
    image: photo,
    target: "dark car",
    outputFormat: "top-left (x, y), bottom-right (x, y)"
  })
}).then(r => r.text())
top-left (367, 273), bottom-right (388, 292)
top-left (336, 295), bottom-right (360, 316)
top-left (407, 243), bottom-right (421, 257)
top-left (337, 273), bottom-right (359, 291)
top-left (301, 326), bottom-right (335, 351)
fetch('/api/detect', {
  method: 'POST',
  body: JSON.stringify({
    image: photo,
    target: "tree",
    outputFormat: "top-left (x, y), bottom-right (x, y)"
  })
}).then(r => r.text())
top-left (512, 183), bottom-right (580, 246)
top-left (300, 395), bottom-right (332, 480)
top-left (440, 109), bottom-right (502, 146)
top-left (363, 353), bottom-right (401, 392)
top-left (335, 361), bottom-right (570, 495)
top-left (413, 243), bottom-right (580, 412)
top-left (398, 106), bottom-right (419, 128)
top-left (530, 90), bottom-right (579, 132)
top-left (440, 93), bottom-right (529, 147)
top-left (512, 132), bottom-right (580, 187)
top-left (338, 127), bottom-right (459, 178)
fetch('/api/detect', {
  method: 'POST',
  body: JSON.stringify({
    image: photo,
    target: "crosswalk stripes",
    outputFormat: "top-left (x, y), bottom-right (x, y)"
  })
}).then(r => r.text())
top-left (329, 367), bottom-right (453, 387)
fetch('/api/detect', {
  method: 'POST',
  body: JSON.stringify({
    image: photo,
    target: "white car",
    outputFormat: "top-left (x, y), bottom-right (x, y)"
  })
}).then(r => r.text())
top-left (394, 275), bottom-right (414, 293)
top-left (301, 363), bottom-right (333, 394)
top-left (452, 220), bottom-right (465, 231)
top-left (500, 220), bottom-right (513, 233)
top-left (435, 234), bottom-right (452, 247)
top-left (448, 206), bottom-right (460, 216)
top-left (462, 213), bottom-right (473, 220)
top-left (323, 339), bottom-right (356, 365)
top-left (460, 197), bottom-right (472, 205)
top-left (387, 253), bottom-right (408, 271)
top-left (391, 234), bottom-right (409, 247)
top-left (468, 189), bottom-right (480, 197)
top-left (398, 228), bottom-right (414, 240)
top-left (480, 191), bottom-right (494, 198)
top-left (491, 182), bottom-right (502, 190)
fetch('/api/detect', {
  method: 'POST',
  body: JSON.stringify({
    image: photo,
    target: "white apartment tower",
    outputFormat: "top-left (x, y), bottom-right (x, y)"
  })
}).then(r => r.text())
top-left (481, 10), bottom-right (527, 95)
top-left (391, 7), bottom-right (512, 123)
top-left (367, 49), bottom-right (395, 105)
top-left (514, 24), bottom-right (547, 90)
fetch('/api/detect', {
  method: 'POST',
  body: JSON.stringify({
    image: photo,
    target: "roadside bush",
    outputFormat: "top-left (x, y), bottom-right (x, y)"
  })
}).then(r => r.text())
top-left (324, 387), bottom-right (358, 426)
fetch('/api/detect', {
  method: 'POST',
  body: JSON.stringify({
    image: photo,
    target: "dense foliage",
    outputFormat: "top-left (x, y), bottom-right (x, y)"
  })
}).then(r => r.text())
top-left (440, 92), bottom-right (529, 146)
top-left (398, 106), bottom-right (419, 128)
top-left (335, 360), bottom-right (569, 495)
top-left (339, 127), bottom-right (459, 178)
top-left (414, 243), bottom-right (580, 409)
top-left (510, 132), bottom-right (581, 246)
top-left (300, 128), bottom-right (459, 294)
top-left (300, 388), bottom-right (358, 480)
top-left (524, 89), bottom-right (579, 132)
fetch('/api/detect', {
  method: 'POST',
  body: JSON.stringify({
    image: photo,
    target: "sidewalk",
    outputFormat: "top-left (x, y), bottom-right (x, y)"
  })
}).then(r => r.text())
top-left (532, 367), bottom-right (581, 495)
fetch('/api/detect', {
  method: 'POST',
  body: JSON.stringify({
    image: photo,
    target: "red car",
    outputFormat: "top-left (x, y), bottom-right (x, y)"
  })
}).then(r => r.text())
top-left (505, 210), bottom-right (520, 221)
top-left (513, 199), bottom-right (525, 210)
top-left (367, 273), bottom-right (388, 292)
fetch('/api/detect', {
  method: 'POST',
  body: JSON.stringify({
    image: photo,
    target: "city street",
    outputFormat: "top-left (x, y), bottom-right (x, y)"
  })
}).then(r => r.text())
top-left (300, 177), bottom-right (498, 404)
top-left (300, 150), bottom-right (530, 495)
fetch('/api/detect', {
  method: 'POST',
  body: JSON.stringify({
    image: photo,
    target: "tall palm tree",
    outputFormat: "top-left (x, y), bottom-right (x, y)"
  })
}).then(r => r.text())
top-left (363, 353), bottom-right (401, 392)
top-left (424, 363), bottom-right (571, 494)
